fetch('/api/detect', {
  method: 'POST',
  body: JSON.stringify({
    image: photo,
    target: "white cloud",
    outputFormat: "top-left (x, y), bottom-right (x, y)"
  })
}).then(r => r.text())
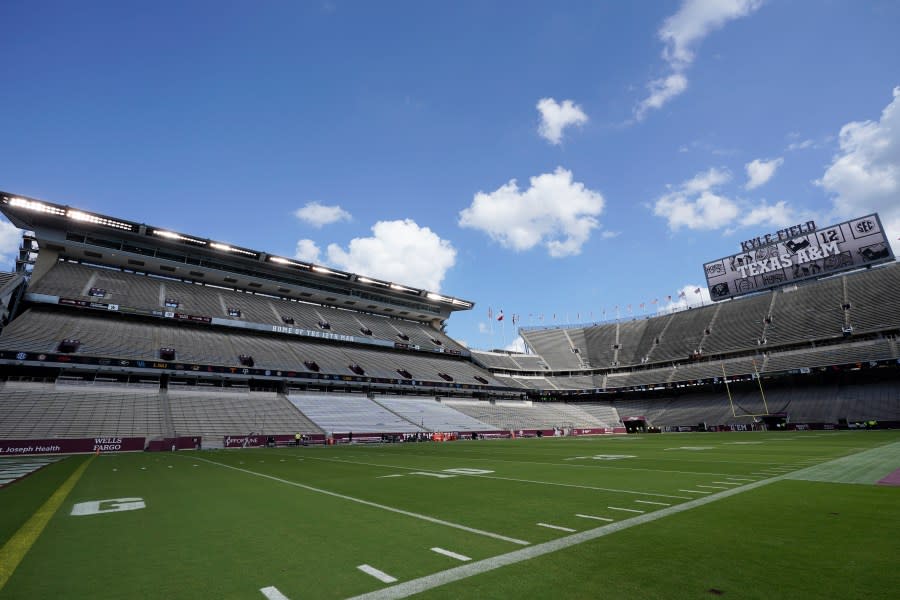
top-left (600, 230), bottom-right (621, 239)
top-left (659, 0), bottom-right (764, 68)
top-left (635, 0), bottom-right (763, 120)
top-left (738, 200), bottom-right (794, 229)
top-left (458, 167), bottom-right (605, 258)
top-left (294, 239), bottom-right (321, 263)
top-left (653, 168), bottom-right (740, 230)
top-left (818, 86), bottom-right (900, 253)
top-left (658, 284), bottom-right (712, 313)
top-left (682, 167), bottom-right (731, 193)
top-left (0, 218), bottom-right (22, 268)
top-left (478, 322), bottom-right (490, 334)
top-left (505, 336), bottom-right (527, 353)
top-left (745, 157), bottom-right (783, 189)
top-left (294, 202), bottom-right (351, 228)
top-left (635, 73), bottom-right (688, 121)
top-left (324, 219), bottom-right (456, 291)
top-left (786, 139), bottom-right (815, 152)
top-left (654, 168), bottom-right (800, 233)
top-left (536, 98), bottom-right (588, 145)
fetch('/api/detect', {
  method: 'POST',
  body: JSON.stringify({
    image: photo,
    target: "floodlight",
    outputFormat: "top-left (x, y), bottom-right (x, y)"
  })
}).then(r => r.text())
top-left (9, 198), bottom-right (66, 216)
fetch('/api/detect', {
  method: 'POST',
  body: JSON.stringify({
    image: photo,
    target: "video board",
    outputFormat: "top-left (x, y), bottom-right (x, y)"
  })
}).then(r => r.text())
top-left (703, 213), bottom-right (894, 302)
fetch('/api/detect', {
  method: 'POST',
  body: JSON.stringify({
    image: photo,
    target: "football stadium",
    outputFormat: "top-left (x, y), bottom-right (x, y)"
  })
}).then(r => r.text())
top-left (0, 190), bottom-right (898, 599)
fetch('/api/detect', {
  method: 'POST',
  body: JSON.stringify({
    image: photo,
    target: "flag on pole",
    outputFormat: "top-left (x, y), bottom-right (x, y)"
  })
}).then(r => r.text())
top-left (651, 298), bottom-right (658, 304)
top-left (497, 310), bottom-right (504, 321)
top-left (694, 287), bottom-right (702, 294)
top-left (679, 290), bottom-right (686, 299)
top-left (488, 307), bottom-right (493, 320)
top-left (666, 295), bottom-right (672, 301)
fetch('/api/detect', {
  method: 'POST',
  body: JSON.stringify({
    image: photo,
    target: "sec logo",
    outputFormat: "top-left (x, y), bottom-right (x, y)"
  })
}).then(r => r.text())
top-left (856, 220), bottom-right (874, 233)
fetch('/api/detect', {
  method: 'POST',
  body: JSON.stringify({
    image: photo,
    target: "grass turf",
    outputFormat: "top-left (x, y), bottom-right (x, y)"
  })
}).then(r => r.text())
top-left (0, 431), bottom-right (898, 599)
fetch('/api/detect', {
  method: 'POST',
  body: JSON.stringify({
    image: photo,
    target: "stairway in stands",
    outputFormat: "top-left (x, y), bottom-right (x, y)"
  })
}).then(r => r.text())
top-left (369, 396), bottom-right (431, 431)
top-left (697, 303), bottom-right (722, 352)
top-left (160, 388), bottom-right (176, 439)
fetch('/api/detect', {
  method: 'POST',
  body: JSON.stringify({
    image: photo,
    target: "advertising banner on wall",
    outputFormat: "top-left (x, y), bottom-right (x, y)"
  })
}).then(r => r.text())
top-left (0, 437), bottom-right (146, 455)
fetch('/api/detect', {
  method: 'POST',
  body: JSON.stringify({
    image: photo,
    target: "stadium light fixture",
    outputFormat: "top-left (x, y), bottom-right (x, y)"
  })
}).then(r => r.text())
top-left (389, 283), bottom-right (418, 293)
top-left (8, 197), bottom-right (66, 217)
top-left (210, 241), bottom-right (258, 258)
top-left (312, 265), bottom-right (343, 276)
top-left (151, 229), bottom-right (208, 246)
top-left (66, 210), bottom-right (134, 231)
top-left (426, 292), bottom-right (451, 302)
top-left (357, 276), bottom-right (390, 288)
top-left (268, 256), bottom-right (311, 269)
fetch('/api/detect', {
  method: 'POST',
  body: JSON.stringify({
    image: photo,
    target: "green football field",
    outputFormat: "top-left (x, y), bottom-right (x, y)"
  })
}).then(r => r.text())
top-left (2, 431), bottom-right (899, 599)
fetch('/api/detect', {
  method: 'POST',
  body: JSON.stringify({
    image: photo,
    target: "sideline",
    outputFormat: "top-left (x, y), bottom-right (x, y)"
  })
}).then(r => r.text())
top-left (0, 456), bottom-right (93, 591)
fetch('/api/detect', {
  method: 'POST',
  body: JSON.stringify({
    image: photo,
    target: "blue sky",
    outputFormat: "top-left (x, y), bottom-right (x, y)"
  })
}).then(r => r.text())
top-left (2, 1), bottom-right (899, 351)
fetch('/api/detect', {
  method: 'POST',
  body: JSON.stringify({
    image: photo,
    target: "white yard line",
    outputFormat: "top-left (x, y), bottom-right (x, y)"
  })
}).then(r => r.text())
top-left (537, 523), bottom-right (577, 533)
top-left (305, 456), bottom-right (690, 500)
top-left (575, 514), bottom-right (613, 522)
top-left (695, 485), bottom-right (728, 490)
top-left (358, 565), bottom-right (398, 584)
top-left (634, 500), bottom-right (670, 506)
top-left (346, 472), bottom-right (791, 600)
top-left (431, 547), bottom-right (471, 562)
top-left (190, 456), bottom-right (529, 546)
top-left (710, 481), bottom-right (743, 486)
top-left (471, 475), bottom-right (691, 500)
top-left (312, 453), bottom-right (757, 478)
top-left (260, 586), bottom-right (290, 600)
top-left (608, 506), bottom-right (644, 514)
top-left (678, 489), bottom-right (711, 494)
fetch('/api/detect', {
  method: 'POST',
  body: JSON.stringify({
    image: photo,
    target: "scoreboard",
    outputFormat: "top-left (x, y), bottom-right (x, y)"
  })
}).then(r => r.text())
top-left (703, 213), bottom-right (894, 302)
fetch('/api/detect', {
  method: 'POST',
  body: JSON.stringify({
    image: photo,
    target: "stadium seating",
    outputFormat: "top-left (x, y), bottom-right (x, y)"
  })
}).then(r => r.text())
top-left (764, 277), bottom-right (845, 346)
top-left (573, 403), bottom-right (623, 428)
top-left (609, 379), bottom-right (900, 427)
top-left (518, 264), bottom-right (900, 381)
top-left (373, 396), bottom-right (496, 431)
top-left (28, 260), bottom-right (466, 352)
top-left (0, 380), bottom-right (166, 439)
top-left (2, 242), bottom-right (899, 440)
top-left (845, 264), bottom-right (900, 334)
top-left (701, 292), bottom-right (772, 354)
top-left (0, 307), bottom-right (505, 387)
top-left (519, 328), bottom-right (584, 370)
top-left (441, 399), bottom-right (609, 431)
top-left (167, 389), bottom-right (322, 445)
top-left (287, 393), bottom-right (425, 433)
top-left (470, 350), bottom-right (549, 372)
